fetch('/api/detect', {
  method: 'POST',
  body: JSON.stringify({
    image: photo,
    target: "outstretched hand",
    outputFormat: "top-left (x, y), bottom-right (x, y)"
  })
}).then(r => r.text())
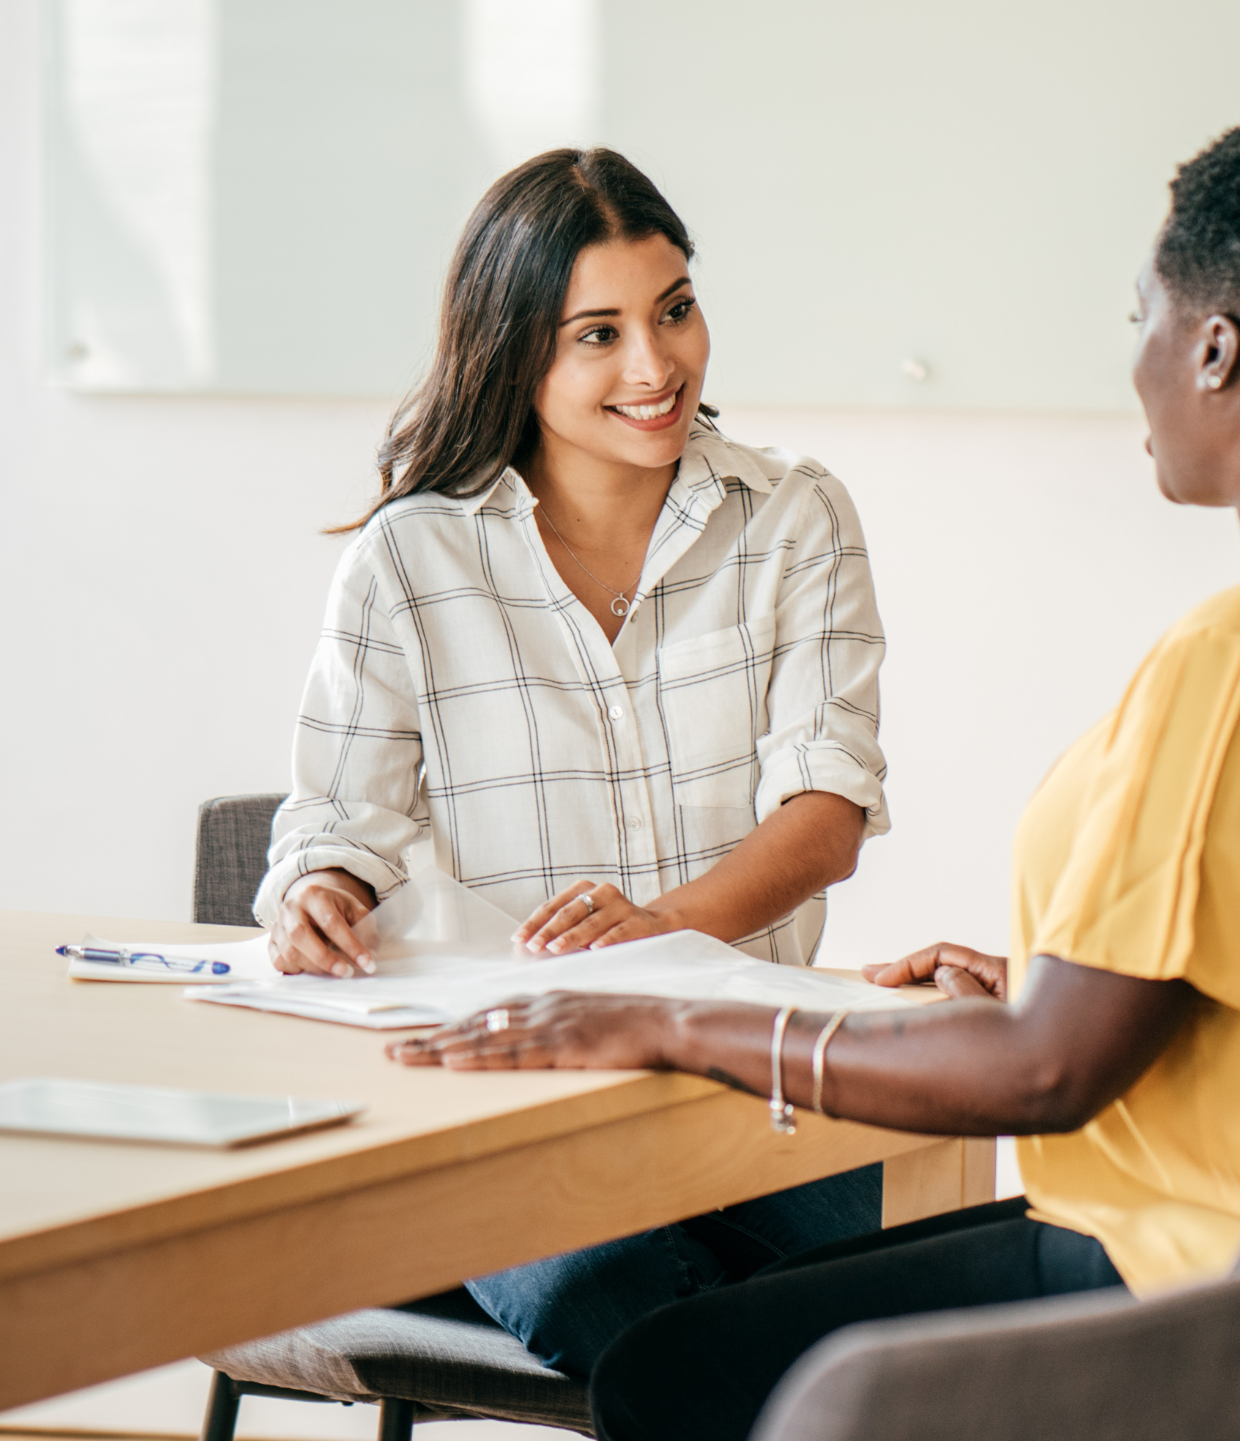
top-left (385, 991), bottom-right (679, 1071)
top-left (862, 942), bottom-right (1008, 1002)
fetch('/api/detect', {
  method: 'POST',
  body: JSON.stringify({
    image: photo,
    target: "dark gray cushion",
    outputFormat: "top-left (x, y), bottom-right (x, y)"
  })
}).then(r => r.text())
top-left (752, 1273), bottom-right (1240, 1441)
top-left (202, 1289), bottom-right (592, 1435)
top-left (193, 794), bottom-right (286, 926)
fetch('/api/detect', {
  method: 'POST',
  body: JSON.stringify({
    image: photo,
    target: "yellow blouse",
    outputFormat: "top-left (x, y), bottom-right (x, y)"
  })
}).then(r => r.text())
top-left (1012, 586), bottom-right (1240, 1295)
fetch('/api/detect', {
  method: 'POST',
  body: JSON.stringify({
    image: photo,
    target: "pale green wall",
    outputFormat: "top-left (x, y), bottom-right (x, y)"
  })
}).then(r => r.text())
top-left (45, 0), bottom-right (1240, 408)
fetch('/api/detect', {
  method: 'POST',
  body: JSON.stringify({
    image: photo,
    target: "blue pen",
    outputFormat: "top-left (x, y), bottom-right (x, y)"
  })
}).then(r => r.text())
top-left (56, 945), bottom-right (230, 976)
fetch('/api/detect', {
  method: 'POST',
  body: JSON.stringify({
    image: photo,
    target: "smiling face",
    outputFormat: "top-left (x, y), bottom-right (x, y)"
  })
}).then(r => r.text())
top-left (1131, 255), bottom-right (1240, 508)
top-left (530, 232), bottom-right (710, 482)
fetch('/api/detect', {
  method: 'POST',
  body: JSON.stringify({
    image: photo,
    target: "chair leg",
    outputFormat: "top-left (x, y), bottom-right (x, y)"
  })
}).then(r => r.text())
top-left (377, 1396), bottom-right (416, 1441)
top-left (200, 1372), bottom-right (241, 1441)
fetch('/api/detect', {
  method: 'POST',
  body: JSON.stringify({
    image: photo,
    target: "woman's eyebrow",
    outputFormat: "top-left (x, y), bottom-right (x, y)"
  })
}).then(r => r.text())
top-left (559, 276), bottom-right (693, 327)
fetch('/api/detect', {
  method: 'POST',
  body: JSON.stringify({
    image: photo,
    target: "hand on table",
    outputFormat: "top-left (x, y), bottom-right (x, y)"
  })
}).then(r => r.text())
top-left (862, 942), bottom-right (1008, 1002)
top-left (270, 869), bottom-right (378, 978)
top-left (512, 880), bottom-right (680, 955)
top-left (386, 991), bottom-right (678, 1070)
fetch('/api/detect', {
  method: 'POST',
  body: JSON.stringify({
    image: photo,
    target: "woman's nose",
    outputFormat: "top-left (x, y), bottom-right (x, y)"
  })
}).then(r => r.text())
top-left (621, 327), bottom-right (674, 388)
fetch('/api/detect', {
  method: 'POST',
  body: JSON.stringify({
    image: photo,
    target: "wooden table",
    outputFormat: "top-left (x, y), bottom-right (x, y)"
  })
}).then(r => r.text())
top-left (0, 911), bottom-right (993, 1411)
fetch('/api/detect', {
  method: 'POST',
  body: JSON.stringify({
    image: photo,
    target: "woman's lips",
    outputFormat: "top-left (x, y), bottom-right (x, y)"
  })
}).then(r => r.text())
top-left (606, 385), bottom-right (685, 432)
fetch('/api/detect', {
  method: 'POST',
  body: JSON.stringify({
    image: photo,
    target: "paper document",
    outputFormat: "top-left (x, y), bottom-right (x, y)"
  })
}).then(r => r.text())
top-left (187, 866), bottom-right (918, 1029)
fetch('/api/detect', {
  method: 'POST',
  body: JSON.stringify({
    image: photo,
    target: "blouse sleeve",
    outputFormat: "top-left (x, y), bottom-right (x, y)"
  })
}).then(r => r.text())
top-left (1031, 614), bottom-right (1240, 1006)
top-left (754, 466), bottom-right (890, 837)
top-left (252, 536), bottom-right (429, 925)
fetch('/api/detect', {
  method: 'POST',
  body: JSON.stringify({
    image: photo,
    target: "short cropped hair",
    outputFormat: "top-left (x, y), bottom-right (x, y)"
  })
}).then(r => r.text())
top-left (1156, 126), bottom-right (1240, 319)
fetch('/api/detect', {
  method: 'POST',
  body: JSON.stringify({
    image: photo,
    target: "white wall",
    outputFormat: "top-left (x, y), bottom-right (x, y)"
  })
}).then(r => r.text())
top-left (2, 0), bottom-right (381, 923)
top-left (724, 410), bottom-right (1240, 964)
top-left (4, 0), bottom-right (1240, 946)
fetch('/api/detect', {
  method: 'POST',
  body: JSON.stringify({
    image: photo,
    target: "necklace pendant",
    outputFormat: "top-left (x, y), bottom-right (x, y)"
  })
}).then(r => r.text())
top-left (610, 596), bottom-right (630, 618)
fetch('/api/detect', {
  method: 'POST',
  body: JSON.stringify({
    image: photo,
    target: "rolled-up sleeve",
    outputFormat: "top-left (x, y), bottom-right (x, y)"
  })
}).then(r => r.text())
top-left (754, 467), bottom-right (890, 838)
top-left (253, 537), bottom-right (428, 925)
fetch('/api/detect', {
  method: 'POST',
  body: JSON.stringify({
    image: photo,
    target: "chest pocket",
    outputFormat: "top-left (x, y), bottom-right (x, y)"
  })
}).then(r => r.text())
top-left (657, 614), bottom-right (776, 809)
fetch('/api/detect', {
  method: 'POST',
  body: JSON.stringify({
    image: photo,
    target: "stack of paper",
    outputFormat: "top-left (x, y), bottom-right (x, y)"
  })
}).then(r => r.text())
top-left (188, 928), bottom-right (918, 1030)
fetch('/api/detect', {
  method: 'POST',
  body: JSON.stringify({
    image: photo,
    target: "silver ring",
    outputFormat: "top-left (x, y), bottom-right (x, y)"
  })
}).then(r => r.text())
top-left (579, 892), bottom-right (596, 915)
top-left (484, 1008), bottom-right (509, 1033)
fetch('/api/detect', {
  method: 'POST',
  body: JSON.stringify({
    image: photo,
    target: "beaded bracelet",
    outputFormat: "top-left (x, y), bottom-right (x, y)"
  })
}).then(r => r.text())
top-left (769, 1006), bottom-right (798, 1134)
top-left (810, 1011), bottom-right (849, 1116)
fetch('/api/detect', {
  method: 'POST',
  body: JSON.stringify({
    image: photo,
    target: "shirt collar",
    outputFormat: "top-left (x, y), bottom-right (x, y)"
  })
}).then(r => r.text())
top-left (456, 420), bottom-right (772, 518)
top-left (672, 421), bottom-right (774, 502)
top-left (458, 466), bottom-right (529, 516)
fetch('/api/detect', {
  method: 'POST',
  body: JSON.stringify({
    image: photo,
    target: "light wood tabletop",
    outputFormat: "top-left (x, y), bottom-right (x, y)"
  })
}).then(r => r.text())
top-left (0, 910), bottom-right (992, 1411)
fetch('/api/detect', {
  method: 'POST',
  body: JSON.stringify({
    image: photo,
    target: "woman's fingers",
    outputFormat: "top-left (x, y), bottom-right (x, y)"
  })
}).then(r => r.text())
top-left (525, 883), bottom-right (626, 954)
top-left (385, 992), bottom-right (672, 1071)
top-left (272, 880), bottom-right (375, 977)
top-left (863, 943), bottom-right (1008, 1001)
top-left (585, 914), bottom-right (662, 949)
top-left (515, 881), bottom-right (674, 955)
top-left (861, 948), bottom-right (940, 988)
top-left (932, 964), bottom-right (994, 1000)
top-left (302, 886), bottom-right (375, 973)
top-left (387, 1000), bottom-right (540, 1067)
top-left (513, 880), bottom-right (597, 947)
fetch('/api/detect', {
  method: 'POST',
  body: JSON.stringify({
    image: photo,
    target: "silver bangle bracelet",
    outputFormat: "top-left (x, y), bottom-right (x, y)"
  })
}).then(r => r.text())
top-left (769, 1006), bottom-right (798, 1134)
top-left (810, 1011), bottom-right (849, 1116)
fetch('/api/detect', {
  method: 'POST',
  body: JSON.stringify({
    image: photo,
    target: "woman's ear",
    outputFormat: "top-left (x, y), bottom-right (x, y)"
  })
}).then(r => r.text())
top-left (1197, 313), bottom-right (1239, 391)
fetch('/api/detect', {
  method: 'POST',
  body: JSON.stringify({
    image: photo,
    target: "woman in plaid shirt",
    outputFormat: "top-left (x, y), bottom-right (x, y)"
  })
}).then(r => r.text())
top-left (257, 149), bottom-right (890, 1373)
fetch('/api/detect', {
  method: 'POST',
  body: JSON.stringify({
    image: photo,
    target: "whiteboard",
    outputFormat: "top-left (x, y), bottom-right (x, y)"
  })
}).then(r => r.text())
top-left (44, 0), bottom-right (1240, 408)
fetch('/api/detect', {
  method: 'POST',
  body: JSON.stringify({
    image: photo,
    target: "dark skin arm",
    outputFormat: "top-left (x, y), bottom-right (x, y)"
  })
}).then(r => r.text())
top-left (388, 950), bottom-right (1196, 1136)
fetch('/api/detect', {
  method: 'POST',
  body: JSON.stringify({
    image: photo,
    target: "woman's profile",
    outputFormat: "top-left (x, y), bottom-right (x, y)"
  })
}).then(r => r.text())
top-left (393, 126), bottom-right (1240, 1441)
top-left (256, 150), bottom-right (892, 1371)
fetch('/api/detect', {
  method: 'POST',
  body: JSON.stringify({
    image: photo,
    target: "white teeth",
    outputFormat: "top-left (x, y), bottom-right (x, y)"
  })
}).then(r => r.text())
top-left (613, 391), bottom-right (677, 420)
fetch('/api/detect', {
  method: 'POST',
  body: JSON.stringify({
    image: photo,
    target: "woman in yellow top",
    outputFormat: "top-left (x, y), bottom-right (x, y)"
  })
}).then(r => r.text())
top-left (390, 127), bottom-right (1240, 1441)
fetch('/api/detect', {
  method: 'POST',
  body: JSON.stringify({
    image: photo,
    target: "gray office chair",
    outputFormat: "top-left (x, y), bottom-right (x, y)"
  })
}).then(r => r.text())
top-left (752, 1260), bottom-right (1240, 1441)
top-left (192, 794), bottom-right (593, 1441)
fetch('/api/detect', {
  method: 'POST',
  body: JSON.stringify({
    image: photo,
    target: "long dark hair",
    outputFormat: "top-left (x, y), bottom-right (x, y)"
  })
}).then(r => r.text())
top-left (340, 148), bottom-right (714, 532)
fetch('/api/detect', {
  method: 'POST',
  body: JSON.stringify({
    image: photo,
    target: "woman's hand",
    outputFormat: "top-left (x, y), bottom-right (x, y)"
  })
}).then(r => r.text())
top-left (270, 868), bottom-right (378, 977)
top-left (862, 942), bottom-right (1008, 1002)
top-left (386, 991), bottom-right (680, 1070)
top-left (513, 880), bottom-right (681, 955)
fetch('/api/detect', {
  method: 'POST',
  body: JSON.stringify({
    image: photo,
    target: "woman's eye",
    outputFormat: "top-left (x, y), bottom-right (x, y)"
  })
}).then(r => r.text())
top-left (665, 297), bottom-right (697, 324)
top-left (579, 325), bottom-right (617, 347)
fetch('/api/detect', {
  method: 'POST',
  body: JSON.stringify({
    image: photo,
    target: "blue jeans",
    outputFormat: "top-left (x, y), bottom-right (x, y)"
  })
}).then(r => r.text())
top-left (464, 1163), bottom-right (883, 1376)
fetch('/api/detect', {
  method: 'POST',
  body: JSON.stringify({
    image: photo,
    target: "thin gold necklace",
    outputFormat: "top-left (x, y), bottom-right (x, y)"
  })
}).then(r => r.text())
top-left (538, 508), bottom-right (641, 618)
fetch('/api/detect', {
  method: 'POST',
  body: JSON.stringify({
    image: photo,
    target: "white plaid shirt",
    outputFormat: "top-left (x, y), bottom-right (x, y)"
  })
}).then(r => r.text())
top-left (255, 422), bottom-right (889, 965)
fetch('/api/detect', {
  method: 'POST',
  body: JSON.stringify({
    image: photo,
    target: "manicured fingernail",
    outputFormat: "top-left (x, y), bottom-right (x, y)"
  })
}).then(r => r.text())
top-left (509, 932), bottom-right (520, 942)
top-left (525, 939), bottom-right (543, 953)
top-left (358, 953), bottom-right (375, 973)
top-left (547, 939), bottom-right (564, 953)
top-left (332, 961), bottom-right (350, 978)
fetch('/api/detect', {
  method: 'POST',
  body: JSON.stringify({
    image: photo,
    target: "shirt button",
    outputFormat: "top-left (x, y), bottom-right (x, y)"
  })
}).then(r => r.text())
top-left (626, 815), bottom-right (643, 830)
top-left (608, 704), bottom-right (625, 721)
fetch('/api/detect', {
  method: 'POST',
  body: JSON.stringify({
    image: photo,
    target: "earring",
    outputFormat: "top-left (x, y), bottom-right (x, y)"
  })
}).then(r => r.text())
top-left (1206, 374), bottom-right (1224, 390)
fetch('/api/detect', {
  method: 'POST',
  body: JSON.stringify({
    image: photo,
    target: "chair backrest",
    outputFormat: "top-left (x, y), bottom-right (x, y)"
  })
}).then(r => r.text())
top-left (750, 1273), bottom-right (1240, 1441)
top-left (193, 794), bottom-right (288, 925)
